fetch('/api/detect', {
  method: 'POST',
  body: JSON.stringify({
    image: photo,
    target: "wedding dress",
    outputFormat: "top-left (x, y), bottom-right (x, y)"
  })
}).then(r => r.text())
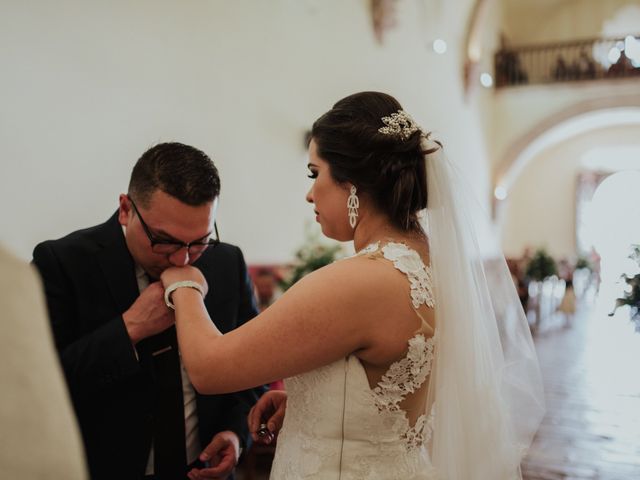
top-left (270, 241), bottom-right (438, 480)
top-left (271, 141), bottom-right (544, 479)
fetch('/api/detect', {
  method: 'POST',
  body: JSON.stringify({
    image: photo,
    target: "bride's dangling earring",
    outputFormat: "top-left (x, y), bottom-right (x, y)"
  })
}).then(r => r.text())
top-left (347, 185), bottom-right (359, 229)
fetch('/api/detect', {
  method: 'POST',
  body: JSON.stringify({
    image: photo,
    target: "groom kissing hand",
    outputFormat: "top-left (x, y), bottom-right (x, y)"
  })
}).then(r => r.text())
top-left (33, 142), bottom-right (264, 480)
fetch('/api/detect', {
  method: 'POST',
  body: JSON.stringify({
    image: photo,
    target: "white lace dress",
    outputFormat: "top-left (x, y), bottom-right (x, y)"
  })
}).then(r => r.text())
top-left (270, 242), bottom-right (437, 480)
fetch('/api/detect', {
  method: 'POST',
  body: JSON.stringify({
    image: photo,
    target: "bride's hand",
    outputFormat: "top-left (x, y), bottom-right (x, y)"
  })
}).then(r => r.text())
top-left (161, 266), bottom-right (209, 296)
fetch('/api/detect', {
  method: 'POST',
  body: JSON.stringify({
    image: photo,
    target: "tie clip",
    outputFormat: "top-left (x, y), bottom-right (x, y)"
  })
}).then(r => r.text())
top-left (151, 346), bottom-right (173, 356)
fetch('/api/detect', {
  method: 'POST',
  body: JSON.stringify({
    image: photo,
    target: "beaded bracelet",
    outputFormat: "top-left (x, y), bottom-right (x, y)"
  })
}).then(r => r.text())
top-left (164, 280), bottom-right (204, 310)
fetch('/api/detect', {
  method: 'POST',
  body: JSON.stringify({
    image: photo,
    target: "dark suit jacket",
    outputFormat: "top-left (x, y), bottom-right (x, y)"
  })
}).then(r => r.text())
top-left (32, 212), bottom-right (262, 479)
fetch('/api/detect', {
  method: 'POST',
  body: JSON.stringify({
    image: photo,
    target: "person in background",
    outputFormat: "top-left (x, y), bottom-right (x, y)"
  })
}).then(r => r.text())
top-left (252, 267), bottom-right (282, 312)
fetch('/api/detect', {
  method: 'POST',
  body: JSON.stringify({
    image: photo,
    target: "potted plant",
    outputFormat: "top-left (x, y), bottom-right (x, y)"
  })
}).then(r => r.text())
top-left (525, 248), bottom-right (558, 282)
top-left (572, 255), bottom-right (593, 298)
top-left (524, 248), bottom-right (558, 331)
top-left (575, 256), bottom-right (592, 272)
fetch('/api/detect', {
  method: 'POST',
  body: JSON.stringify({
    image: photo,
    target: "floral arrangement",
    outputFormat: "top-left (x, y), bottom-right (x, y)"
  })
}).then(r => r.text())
top-left (610, 244), bottom-right (640, 322)
top-left (279, 229), bottom-right (343, 292)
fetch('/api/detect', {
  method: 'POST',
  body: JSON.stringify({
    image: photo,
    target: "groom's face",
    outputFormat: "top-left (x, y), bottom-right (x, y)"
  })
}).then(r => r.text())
top-left (118, 189), bottom-right (218, 279)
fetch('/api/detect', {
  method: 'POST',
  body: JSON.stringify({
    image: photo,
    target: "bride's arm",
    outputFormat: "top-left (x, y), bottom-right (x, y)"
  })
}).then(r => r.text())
top-left (162, 259), bottom-right (380, 394)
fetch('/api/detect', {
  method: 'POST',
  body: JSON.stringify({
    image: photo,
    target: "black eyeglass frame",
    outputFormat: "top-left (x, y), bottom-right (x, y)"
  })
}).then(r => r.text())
top-left (127, 195), bottom-right (220, 255)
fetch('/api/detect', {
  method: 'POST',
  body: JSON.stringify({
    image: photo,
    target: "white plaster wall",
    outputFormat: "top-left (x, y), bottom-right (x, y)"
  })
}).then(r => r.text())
top-left (0, 0), bottom-right (488, 263)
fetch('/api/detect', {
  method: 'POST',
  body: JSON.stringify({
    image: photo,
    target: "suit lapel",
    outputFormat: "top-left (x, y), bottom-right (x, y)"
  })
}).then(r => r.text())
top-left (96, 212), bottom-right (140, 313)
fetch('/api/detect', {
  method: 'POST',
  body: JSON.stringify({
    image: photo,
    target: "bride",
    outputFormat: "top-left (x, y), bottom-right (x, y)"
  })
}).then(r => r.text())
top-left (161, 91), bottom-right (544, 479)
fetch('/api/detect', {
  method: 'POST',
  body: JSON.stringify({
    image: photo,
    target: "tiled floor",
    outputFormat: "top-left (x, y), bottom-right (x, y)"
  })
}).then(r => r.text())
top-left (521, 299), bottom-right (640, 479)
top-left (237, 298), bottom-right (640, 479)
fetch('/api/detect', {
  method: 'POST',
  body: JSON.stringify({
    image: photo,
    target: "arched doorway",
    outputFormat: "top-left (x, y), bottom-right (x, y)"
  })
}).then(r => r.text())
top-left (587, 170), bottom-right (640, 316)
top-left (495, 103), bottom-right (640, 260)
top-left (495, 102), bottom-right (640, 204)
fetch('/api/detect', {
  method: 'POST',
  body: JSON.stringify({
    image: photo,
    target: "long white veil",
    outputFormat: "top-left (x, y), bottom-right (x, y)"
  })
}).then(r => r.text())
top-left (422, 140), bottom-right (545, 479)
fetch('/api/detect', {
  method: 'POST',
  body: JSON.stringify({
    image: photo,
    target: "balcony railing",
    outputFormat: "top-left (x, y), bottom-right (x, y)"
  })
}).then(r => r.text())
top-left (494, 34), bottom-right (640, 88)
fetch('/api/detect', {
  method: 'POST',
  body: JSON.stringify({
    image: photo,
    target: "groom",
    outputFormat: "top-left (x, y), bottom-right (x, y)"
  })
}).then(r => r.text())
top-left (32, 142), bottom-right (262, 479)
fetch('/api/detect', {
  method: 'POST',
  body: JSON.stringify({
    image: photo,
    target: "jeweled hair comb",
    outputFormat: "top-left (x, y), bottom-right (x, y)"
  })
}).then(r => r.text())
top-left (378, 110), bottom-right (420, 140)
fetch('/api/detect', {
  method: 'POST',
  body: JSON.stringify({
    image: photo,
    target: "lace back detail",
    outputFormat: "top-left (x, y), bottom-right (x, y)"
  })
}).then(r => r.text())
top-left (372, 334), bottom-right (435, 412)
top-left (271, 241), bottom-right (439, 479)
top-left (372, 334), bottom-right (436, 450)
top-left (358, 241), bottom-right (437, 451)
top-left (358, 241), bottom-right (435, 309)
top-left (383, 242), bottom-right (435, 309)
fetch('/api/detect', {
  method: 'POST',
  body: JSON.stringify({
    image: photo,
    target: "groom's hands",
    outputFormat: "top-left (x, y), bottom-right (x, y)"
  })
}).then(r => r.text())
top-left (248, 390), bottom-right (288, 444)
top-left (123, 282), bottom-right (174, 344)
top-left (188, 430), bottom-right (240, 480)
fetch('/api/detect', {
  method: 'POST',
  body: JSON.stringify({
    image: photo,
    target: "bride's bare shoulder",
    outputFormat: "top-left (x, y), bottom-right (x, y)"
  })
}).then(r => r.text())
top-left (289, 251), bottom-right (403, 298)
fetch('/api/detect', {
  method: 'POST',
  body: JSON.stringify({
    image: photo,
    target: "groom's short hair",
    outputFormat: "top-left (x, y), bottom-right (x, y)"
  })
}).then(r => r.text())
top-left (128, 142), bottom-right (220, 208)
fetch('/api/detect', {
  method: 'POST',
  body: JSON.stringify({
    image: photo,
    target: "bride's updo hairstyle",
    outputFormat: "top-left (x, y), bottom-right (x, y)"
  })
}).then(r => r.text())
top-left (310, 91), bottom-right (440, 232)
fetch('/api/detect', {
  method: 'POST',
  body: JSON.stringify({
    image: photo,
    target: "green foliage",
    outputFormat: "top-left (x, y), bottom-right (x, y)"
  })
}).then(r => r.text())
top-left (279, 230), bottom-right (343, 292)
top-left (525, 248), bottom-right (558, 281)
top-left (609, 244), bottom-right (640, 319)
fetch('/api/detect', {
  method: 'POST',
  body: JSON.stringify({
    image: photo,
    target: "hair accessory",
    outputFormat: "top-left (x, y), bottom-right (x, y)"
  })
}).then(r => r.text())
top-left (164, 280), bottom-right (205, 310)
top-left (347, 185), bottom-right (359, 229)
top-left (378, 110), bottom-right (421, 140)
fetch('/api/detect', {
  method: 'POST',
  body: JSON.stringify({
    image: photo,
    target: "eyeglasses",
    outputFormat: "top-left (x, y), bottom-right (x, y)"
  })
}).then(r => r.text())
top-left (128, 196), bottom-right (220, 255)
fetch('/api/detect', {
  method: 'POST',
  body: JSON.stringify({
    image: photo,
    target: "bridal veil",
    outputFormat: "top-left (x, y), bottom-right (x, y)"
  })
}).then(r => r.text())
top-left (422, 137), bottom-right (545, 479)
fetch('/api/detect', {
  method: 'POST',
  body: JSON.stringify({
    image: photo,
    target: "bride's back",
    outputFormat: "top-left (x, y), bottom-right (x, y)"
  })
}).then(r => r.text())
top-left (270, 240), bottom-right (437, 480)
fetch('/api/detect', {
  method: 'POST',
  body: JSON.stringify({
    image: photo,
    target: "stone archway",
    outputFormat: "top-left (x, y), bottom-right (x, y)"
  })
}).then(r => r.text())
top-left (493, 95), bottom-right (640, 218)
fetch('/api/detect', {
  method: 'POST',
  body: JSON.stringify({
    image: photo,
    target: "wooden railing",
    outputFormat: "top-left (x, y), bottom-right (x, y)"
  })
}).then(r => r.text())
top-left (494, 34), bottom-right (640, 88)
